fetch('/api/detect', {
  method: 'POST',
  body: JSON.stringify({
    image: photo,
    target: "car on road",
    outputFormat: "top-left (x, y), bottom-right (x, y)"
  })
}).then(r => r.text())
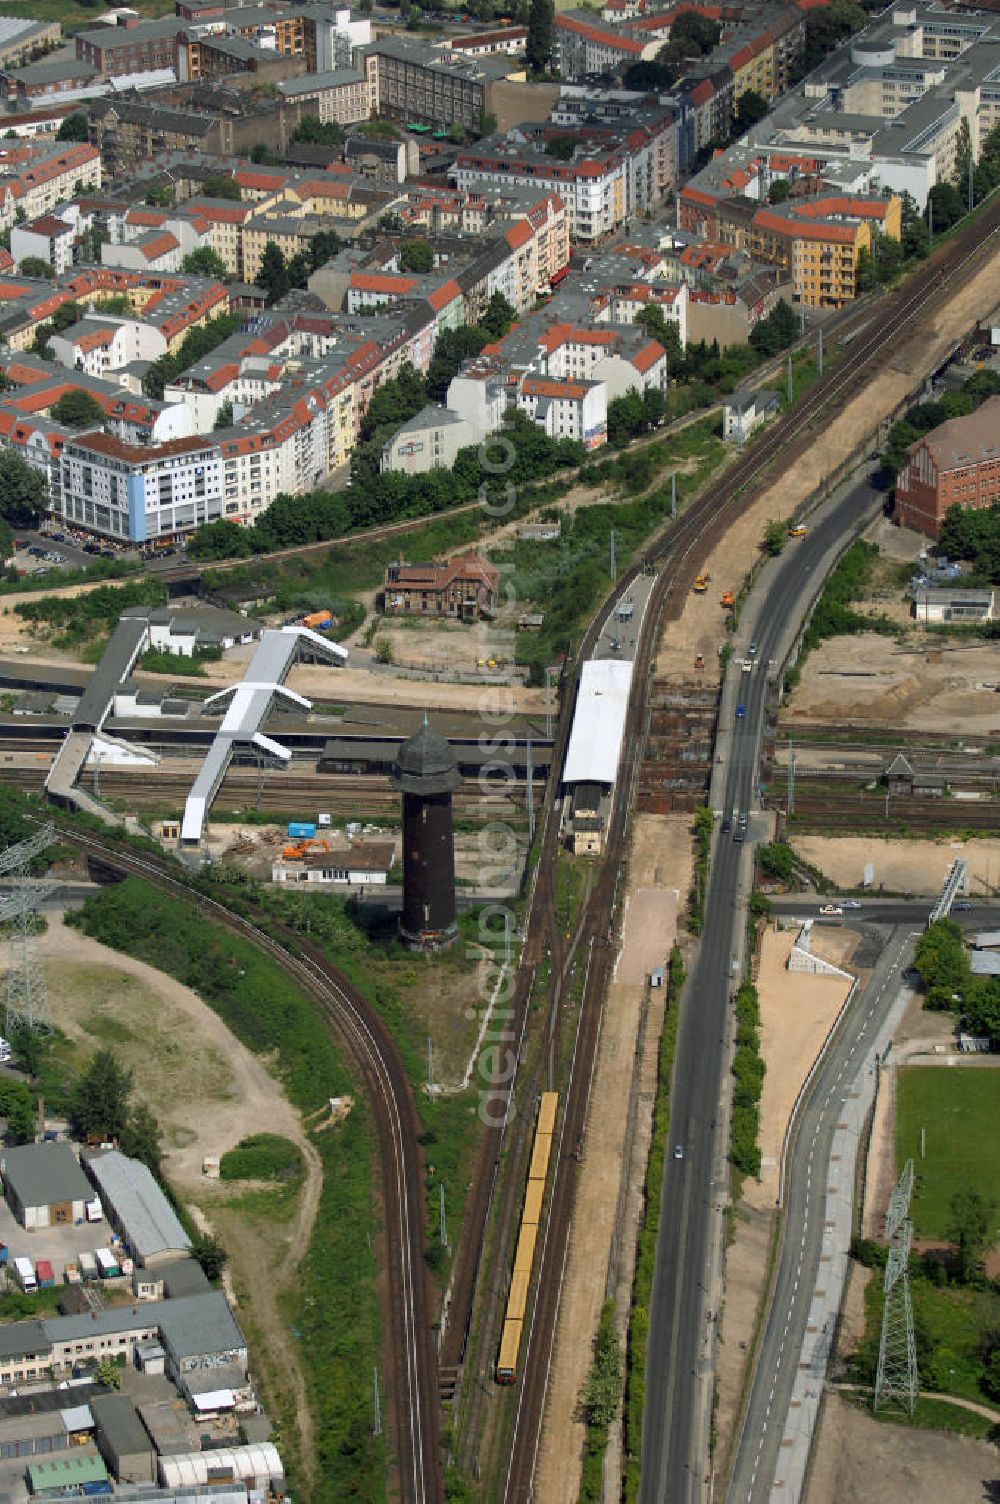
top-left (819, 904), bottom-right (843, 916)
top-left (736, 703), bottom-right (746, 719)
top-left (721, 818), bottom-right (731, 834)
top-left (748, 642), bottom-right (758, 656)
top-left (733, 828), bottom-right (744, 843)
top-left (672, 1144), bottom-right (684, 1160)
top-left (843, 900), bottom-right (862, 909)
top-left (954, 900), bottom-right (973, 911)
top-left (741, 659), bottom-right (752, 672)
top-left (789, 525), bottom-right (807, 537)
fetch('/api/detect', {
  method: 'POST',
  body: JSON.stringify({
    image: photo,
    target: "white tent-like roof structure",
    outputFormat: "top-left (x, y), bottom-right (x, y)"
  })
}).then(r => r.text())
top-left (562, 658), bottom-right (633, 788)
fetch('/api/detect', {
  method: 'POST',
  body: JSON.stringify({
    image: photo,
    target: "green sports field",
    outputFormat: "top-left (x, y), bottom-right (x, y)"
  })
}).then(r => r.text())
top-left (895, 1066), bottom-right (1000, 1241)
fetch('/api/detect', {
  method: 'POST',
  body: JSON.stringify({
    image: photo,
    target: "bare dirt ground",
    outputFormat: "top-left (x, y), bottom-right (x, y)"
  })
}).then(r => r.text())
top-left (206, 656), bottom-right (550, 714)
top-left (40, 912), bottom-right (322, 1478)
top-left (714, 1200), bottom-right (776, 1480)
top-left (655, 252), bottom-right (1000, 684)
top-left (792, 833), bottom-right (1000, 894)
top-left (785, 633), bottom-right (1000, 736)
top-left (805, 1390), bottom-right (1000, 1504)
top-left (535, 813), bottom-right (691, 1504)
top-left (749, 927), bottom-right (858, 1209)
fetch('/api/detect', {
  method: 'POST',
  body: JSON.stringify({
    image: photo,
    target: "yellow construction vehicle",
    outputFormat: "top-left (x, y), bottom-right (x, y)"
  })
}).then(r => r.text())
top-left (692, 576), bottom-right (709, 594)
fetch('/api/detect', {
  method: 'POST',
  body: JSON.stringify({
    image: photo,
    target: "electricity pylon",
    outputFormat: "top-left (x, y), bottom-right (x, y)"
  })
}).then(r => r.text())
top-left (0, 825), bottom-right (58, 1037)
top-left (874, 1158), bottom-right (918, 1416)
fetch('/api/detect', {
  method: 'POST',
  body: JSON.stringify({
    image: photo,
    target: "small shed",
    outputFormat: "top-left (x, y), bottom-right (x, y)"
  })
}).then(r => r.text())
top-left (883, 751), bottom-right (914, 796)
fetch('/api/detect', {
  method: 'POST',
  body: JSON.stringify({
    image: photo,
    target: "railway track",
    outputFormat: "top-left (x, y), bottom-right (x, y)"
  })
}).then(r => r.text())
top-left (494, 195), bottom-right (1000, 1501)
top-left (780, 792), bottom-right (1000, 831)
top-left (51, 825), bottom-right (443, 1504)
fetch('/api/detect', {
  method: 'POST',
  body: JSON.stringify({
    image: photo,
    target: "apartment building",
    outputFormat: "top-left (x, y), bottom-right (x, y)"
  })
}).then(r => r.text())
top-left (455, 109), bottom-right (675, 240)
top-left (894, 397), bottom-right (1000, 536)
top-left (553, 11), bottom-right (652, 78)
top-left (0, 141), bottom-right (101, 229)
top-left (10, 213), bottom-right (76, 276)
top-left (357, 35), bottom-right (513, 132)
top-left (277, 66), bottom-right (373, 126)
top-left (58, 431), bottom-right (223, 542)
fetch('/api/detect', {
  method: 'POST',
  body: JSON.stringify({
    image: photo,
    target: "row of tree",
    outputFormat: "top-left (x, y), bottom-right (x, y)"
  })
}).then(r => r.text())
top-left (915, 918), bottom-right (1000, 1043)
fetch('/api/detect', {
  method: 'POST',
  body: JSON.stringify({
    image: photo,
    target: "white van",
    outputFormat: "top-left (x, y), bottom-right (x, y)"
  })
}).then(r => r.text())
top-left (13, 1257), bottom-right (36, 1292)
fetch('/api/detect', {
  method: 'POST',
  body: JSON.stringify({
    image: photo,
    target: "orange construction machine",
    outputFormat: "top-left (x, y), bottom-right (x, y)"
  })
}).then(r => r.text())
top-left (281, 838), bottom-right (331, 861)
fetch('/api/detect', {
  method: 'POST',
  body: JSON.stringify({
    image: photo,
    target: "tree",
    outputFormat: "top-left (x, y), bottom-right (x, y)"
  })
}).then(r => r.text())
top-left (69, 1048), bottom-right (134, 1142)
top-left (0, 449), bottom-right (46, 528)
top-left (399, 238), bottom-right (433, 273)
top-left (768, 179), bottom-right (790, 205)
top-left (763, 518), bottom-right (787, 556)
top-left (427, 324), bottom-right (487, 401)
top-left (145, 185), bottom-right (173, 208)
top-left (757, 841), bottom-right (795, 882)
top-left (291, 114), bottom-right (345, 148)
top-left (18, 256), bottom-right (52, 280)
top-left (526, 0), bottom-right (554, 73)
top-left (669, 8), bottom-right (721, 55)
top-left (119, 1101), bottom-right (163, 1175)
top-left (578, 1300), bottom-right (623, 1428)
top-left (8, 1021), bottom-right (46, 1079)
top-left (947, 1188), bottom-right (995, 1284)
top-left (191, 1232), bottom-right (228, 1281)
top-left (309, 228), bottom-right (342, 271)
top-left (479, 291), bottom-right (516, 341)
top-left (913, 917), bottom-right (969, 1012)
top-left (927, 181), bottom-right (964, 233)
top-left (214, 399), bottom-right (234, 430)
top-left (749, 298), bottom-right (798, 357)
top-left (93, 1358), bottom-right (123, 1389)
top-left (202, 174), bottom-right (241, 202)
top-left (50, 389), bottom-right (106, 430)
top-left (256, 241), bottom-right (289, 303)
top-left (735, 88), bottom-right (768, 133)
top-left (181, 247), bottom-right (228, 281)
top-left (56, 112), bottom-right (89, 142)
top-left (0, 1076), bottom-right (37, 1144)
top-left (250, 143), bottom-right (277, 164)
top-left (636, 304), bottom-right (682, 368)
top-left (545, 135), bottom-right (576, 160)
top-left (186, 518), bottom-right (254, 560)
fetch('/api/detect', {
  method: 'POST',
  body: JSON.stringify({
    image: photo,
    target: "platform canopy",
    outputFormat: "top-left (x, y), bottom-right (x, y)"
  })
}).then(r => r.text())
top-left (562, 658), bottom-right (633, 788)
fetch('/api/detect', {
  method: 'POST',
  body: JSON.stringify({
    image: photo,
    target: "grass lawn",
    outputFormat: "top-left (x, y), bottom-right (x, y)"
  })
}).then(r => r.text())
top-left (857, 1269), bottom-right (1000, 1406)
top-left (896, 1066), bottom-right (1000, 1241)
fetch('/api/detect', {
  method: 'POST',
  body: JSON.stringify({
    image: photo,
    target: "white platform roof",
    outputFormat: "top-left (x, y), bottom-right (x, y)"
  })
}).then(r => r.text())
top-left (562, 658), bottom-right (633, 787)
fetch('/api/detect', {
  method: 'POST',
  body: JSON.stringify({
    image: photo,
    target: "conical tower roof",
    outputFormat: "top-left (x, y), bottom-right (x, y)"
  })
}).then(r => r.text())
top-left (393, 714), bottom-right (461, 795)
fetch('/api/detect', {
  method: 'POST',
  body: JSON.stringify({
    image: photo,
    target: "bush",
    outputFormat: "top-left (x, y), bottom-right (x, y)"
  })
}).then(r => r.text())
top-left (219, 1134), bottom-right (303, 1183)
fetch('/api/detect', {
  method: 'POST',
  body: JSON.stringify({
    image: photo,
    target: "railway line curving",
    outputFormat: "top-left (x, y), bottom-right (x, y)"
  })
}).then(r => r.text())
top-left (49, 824), bottom-right (443, 1504)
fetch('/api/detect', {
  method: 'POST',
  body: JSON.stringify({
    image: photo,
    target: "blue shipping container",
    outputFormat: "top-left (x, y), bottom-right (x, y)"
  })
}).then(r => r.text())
top-left (287, 823), bottom-right (318, 840)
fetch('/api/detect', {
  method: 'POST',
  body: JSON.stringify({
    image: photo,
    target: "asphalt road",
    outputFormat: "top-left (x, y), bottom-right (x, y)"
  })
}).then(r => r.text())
top-left (639, 471), bottom-right (887, 1504)
top-left (726, 926), bottom-right (914, 1503)
top-left (771, 898), bottom-right (1000, 926)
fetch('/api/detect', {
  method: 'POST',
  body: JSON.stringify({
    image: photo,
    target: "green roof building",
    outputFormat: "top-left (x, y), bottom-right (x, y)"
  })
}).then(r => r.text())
top-left (27, 1452), bottom-right (108, 1494)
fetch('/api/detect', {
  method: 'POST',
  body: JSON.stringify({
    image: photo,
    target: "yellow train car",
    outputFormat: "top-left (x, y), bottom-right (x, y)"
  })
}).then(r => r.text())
top-left (523, 1178), bottom-right (545, 1228)
top-left (513, 1220), bottom-right (537, 1275)
top-left (537, 1091), bottom-right (559, 1138)
top-left (496, 1319), bottom-right (523, 1385)
top-left (495, 1093), bottom-right (560, 1385)
top-left (507, 1268), bottom-right (531, 1324)
top-left (528, 1131), bottom-right (553, 1184)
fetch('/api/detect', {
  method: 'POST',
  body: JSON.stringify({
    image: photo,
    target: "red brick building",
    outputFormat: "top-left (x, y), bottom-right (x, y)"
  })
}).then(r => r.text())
top-left (383, 553), bottom-right (499, 620)
top-left (895, 397), bottom-right (1000, 536)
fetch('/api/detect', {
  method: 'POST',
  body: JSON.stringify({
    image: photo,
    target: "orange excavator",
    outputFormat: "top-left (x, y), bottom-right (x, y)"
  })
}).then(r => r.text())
top-left (282, 837), bottom-right (331, 861)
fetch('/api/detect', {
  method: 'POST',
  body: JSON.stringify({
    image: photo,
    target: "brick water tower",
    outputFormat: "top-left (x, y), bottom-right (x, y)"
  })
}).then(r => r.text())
top-left (392, 715), bottom-right (461, 950)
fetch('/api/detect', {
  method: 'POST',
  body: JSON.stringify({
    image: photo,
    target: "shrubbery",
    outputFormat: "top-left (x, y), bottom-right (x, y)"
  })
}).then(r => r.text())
top-left (730, 982), bottom-right (764, 1179)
